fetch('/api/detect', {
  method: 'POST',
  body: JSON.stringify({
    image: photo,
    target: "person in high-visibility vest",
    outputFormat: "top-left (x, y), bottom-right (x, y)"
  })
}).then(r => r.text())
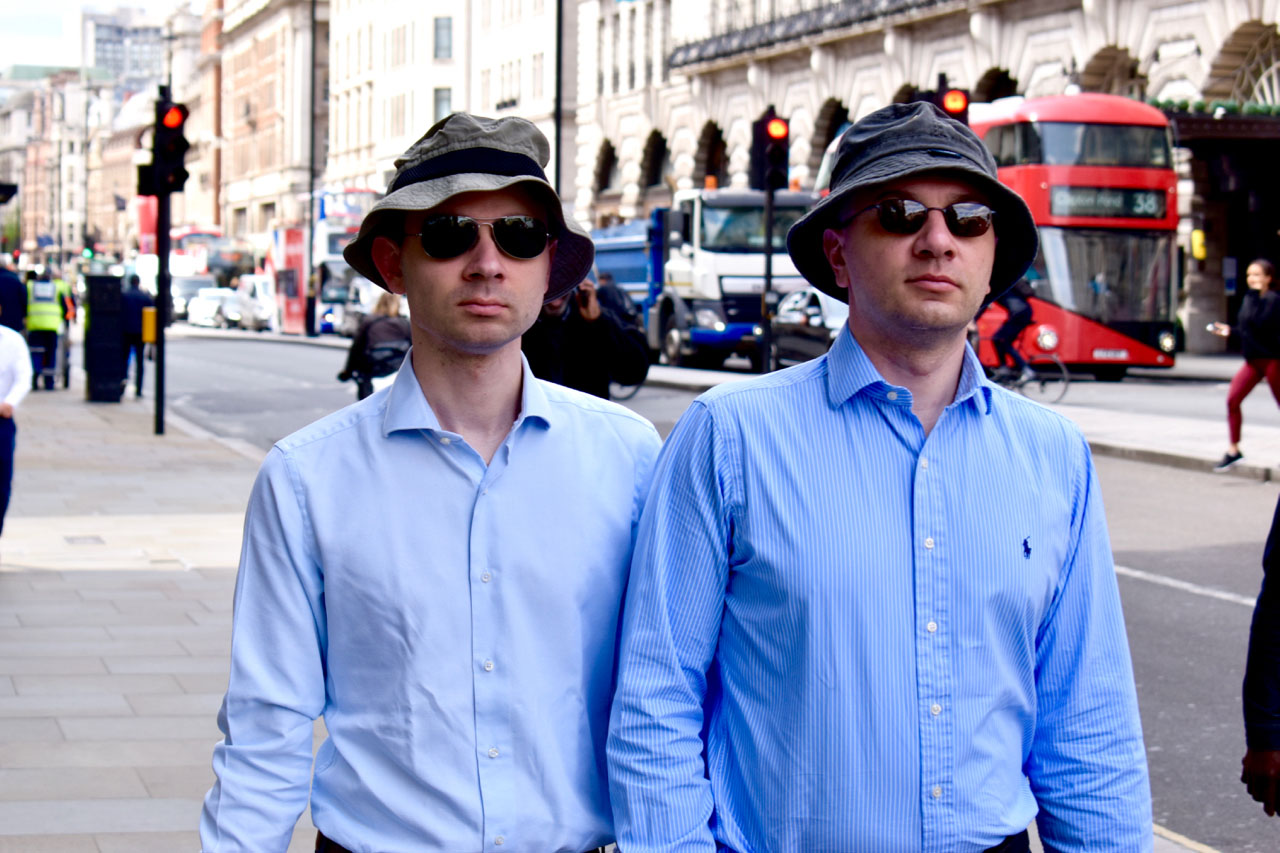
top-left (25, 269), bottom-right (69, 391)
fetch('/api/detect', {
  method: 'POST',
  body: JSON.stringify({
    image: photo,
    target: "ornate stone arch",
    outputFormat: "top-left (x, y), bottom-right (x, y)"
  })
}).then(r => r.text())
top-left (974, 68), bottom-right (1019, 102)
top-left (807, 97), bottom-right (848, 176)
top-left (592, 140), bottom-right (619, 195)
top-left (1204, 22), bottom-right (1280, 104)
top-left (1080, 46), bottom-right (1146, 97)
top-left (693, 121), bottom-right (728, 189)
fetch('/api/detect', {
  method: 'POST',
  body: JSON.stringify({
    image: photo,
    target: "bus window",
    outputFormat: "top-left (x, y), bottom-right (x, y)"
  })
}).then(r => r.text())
top-left (1024, 122), bottom-right (1170, 168)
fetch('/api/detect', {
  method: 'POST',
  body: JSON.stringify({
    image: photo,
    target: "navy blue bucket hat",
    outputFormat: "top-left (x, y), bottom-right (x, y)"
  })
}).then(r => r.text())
top-left (786, 102), bottom-right (1038, 303)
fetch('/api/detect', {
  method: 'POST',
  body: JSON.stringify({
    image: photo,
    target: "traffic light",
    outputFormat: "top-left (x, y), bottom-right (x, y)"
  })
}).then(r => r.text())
top-left (938, 87), bottom-right (970, 125)
top-left (81, 246), bottom-right (94, 259)
top-left (750, 110), bottom-right (791, 191)
top-left (764, 117), bottom-right (789, 191)
top-left (152, 100), bottom-right (190, 194)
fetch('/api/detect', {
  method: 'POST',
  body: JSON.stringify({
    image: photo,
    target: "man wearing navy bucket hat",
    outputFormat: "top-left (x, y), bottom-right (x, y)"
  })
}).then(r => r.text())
top-left (609, 103), bottom-right (1152, 852)
top-left (201, 114), bottom-right (660, 852)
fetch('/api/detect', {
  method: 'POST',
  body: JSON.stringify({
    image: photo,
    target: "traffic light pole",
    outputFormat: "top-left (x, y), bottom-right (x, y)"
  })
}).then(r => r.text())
top-left (760, 185), bottom-right (775, 374)
top-left (155, 170), bottom-right (169, 436)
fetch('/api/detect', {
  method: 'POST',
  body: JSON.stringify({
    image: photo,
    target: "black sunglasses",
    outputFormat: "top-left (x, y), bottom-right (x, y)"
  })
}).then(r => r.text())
top-left (408, 215), bottom-right (550, 260)
top-left (848, 199), bottom-right (995, 239)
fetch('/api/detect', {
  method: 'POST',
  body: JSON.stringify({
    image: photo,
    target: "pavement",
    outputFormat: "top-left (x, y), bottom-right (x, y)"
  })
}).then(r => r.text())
top-left (0, 328), bottom-right (1258, 852)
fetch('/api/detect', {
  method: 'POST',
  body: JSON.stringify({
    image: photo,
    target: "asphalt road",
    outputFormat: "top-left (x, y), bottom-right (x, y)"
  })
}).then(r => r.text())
top-left (163, 334), bottom-right (1279, 849)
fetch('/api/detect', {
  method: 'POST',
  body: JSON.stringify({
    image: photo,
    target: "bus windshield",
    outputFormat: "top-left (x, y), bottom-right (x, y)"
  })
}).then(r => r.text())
top-left (988, 122), bottom-right (1172, 168)
top-left (701, 205), bottom-right (809, 252)
top-left (320, 260), bottom-right (360, 303)
top-left (1029, 227), bottom-right (1173, 323)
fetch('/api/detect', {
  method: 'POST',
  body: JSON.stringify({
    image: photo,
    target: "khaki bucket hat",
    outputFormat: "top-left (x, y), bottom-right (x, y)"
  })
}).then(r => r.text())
top-left (343, 113), bottom-right (594, 303)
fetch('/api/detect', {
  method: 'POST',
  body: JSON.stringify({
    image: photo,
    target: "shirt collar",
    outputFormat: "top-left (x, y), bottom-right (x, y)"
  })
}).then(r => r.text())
top-left (381, 350), bottom-right (555, 437)
top-left (825, 325), bottom-right (993, 415)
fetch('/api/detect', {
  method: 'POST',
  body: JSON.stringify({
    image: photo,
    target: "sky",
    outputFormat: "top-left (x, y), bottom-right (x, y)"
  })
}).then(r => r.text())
top-left (6, 0), bottom-right (186, 69)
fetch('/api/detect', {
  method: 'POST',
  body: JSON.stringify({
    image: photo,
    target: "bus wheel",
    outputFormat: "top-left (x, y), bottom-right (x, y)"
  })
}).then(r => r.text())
top-left (1092, 366), bottom-right (1126, 382)
top-left (662, 316), bottom-right (685, 366)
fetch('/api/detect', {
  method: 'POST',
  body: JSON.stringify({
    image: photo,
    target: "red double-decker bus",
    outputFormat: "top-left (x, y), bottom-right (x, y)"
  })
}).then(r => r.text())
top-left (970, 93), bottom-right (1178, 379)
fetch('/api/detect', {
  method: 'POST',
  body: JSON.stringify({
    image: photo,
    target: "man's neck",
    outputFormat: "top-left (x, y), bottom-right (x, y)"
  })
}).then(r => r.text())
top-left (850, 325), bottom-right (968, 436)
top-left (410, 343), bottom-right (524, 464)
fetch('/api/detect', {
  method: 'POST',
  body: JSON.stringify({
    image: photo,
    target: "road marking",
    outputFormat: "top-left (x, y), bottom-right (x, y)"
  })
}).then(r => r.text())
top-left (1115, 565), bottom-right (1257, 609)
top-left (1153, 821), bottom-right (1222, 853)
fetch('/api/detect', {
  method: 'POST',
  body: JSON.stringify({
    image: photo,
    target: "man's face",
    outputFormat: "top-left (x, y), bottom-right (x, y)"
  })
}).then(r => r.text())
top-left (821, 175), bottom-right (997, 350)
top-left (371, 187), bottom-right (555, 359)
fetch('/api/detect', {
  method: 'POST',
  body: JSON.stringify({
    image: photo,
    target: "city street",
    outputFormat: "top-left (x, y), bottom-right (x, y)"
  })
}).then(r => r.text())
top-left (155, 332), bottom-right (1280, 850)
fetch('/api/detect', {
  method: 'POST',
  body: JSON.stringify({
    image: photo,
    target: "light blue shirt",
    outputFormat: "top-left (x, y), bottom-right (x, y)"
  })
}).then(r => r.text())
top-left (608, 327), bottom-right (1152, 852)
top-left (201, 356), bottom-right (662, 852)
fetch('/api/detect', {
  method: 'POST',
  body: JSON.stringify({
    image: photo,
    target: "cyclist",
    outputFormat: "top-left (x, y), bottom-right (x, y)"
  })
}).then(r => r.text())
top-left (977, 276), bottom-right (1036, 381)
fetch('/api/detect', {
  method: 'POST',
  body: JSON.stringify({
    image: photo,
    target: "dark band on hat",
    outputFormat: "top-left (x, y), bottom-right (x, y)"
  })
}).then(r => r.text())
top-left (389, 148), bottom-right (548, 193)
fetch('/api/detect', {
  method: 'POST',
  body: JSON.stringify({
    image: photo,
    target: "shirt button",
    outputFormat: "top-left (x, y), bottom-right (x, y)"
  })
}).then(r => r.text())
top-left (481, 571), bottom-right (492, 583)
top-left (921, 458), bottom-right (929, 469)
top-left (439, 436), bottom-right (451, 445)
top-left (926, 621), bottom-right (937, 633)
top-left (887, 391), bottom-right (898, 401)
top-left (924, 537), bottom-right (935, 549)
top-left (488, 747), bottom-right (499, 758)
top-left (483, 660), bottom-right (494, 672)
top-left (931, 703), bottom-right (942, 716)
top-left (494, 837), bottom-right (505, 846)
top-left (932, 786), bottom-right (942, 799)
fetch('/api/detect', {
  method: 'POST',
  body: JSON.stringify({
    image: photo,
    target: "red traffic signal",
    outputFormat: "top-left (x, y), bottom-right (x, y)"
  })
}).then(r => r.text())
top-left (766, 117), bottom-right (789, 140)
top-left (161, 104), bottom-right (189, 129)
top-left (941, 89), bottom-right (968, 114)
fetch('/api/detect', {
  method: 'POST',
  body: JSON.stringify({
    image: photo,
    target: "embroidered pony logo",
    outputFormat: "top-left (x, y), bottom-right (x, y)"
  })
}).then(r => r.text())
top-left (1022, 537), bottom-right (1032, 559)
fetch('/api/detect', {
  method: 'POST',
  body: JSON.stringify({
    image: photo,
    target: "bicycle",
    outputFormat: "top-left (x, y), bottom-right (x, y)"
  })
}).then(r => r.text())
top-left (609, 380), bottom-right (643, 401)
top-left (989, 351), bottom-right (1069, 404)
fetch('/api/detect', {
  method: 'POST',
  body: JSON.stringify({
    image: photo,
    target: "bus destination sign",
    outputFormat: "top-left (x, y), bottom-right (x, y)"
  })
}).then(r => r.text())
top-left (1050, 186), bottom-right (1166, 219)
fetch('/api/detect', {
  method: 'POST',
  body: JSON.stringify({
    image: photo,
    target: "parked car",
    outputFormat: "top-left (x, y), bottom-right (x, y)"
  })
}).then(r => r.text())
top-left (773, 286), bottom-right (847, 366)
top-left (186, 287), bottom-right (243, 328)
top-left (233, 274), bottom-right (277, 332)
top-left (170, 274), bottom-right (217, 321)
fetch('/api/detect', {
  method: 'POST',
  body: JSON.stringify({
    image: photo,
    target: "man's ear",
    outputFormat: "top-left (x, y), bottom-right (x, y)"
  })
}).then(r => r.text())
top-left (543, 238), bottom-right (558, 299)
top-left (371, 236), bottom-right (406, 295)
top-left (821, 228), bottom-right (852, 292)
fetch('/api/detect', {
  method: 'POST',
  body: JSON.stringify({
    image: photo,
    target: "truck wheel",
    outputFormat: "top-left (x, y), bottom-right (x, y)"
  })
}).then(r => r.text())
top-left (662, 316), bottom-right (685, 366)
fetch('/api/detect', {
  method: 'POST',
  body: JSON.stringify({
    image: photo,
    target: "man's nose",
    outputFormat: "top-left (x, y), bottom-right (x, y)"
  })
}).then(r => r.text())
top-left (913, 209), bottom-right (957, 257)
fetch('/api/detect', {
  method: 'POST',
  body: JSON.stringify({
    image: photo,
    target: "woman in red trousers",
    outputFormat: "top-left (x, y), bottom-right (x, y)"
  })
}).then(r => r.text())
top-left (1211, 258), bottom-right (1280, 471)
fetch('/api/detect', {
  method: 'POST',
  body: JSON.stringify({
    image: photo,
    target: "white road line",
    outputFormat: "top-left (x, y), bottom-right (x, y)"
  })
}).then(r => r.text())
top-left (1153, 821), bottom-right (1222, 853)
top-left (1115, 565), bottom-right (1257, 609)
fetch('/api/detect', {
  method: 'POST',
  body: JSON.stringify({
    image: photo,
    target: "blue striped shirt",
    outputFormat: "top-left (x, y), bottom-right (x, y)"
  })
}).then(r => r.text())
top-left (608, 327), bottom-right (1152, 852)
top-left (201, 357), bottom-right (662, 852)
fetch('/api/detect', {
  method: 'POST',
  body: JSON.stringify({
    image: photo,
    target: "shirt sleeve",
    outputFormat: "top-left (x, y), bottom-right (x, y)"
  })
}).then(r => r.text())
top-left (1028, 435), bottom-right (1153, 851)
top-left (608, 401), bottom-right (732, 853)
top-left (1244, 494), bottom-right (1280, 750)
top-left (4, 334), bottom-right (32, 408)
top-left (200, 448), bottom-right (328, 852)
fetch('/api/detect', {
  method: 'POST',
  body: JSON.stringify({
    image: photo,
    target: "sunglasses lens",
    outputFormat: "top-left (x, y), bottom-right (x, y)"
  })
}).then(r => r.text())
top-left (419, 216), bottom-right (478, 259)
top-left (945, 203), bottom-right (994, 237)
top-left (876, 199), bottom-right (929, 234)
top-left (491, 216), bottom-right (549, 259)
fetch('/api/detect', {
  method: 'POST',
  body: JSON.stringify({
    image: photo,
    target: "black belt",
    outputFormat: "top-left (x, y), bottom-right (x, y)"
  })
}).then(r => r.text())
top-left (316, 832), bottom-right (607, 852)
top-left (984, 829), bottom-right (1031, 853)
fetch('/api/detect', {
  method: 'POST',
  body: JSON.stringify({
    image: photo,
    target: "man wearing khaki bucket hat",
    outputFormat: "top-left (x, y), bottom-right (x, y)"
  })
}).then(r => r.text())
top-left (201, 114), bottom-right (661, 852)
top-left (609, 103), bottom-right (1151, 851)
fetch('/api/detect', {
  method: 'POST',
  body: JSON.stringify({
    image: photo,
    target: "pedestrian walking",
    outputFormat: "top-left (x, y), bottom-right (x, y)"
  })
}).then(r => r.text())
top-left (200, 113), bottom-right (661, 852)
top-left (120, 274), bottom-right (154, 397)
top-left (608, 102), bottom-right (1152, 852)
top-left (1242, 493), bottom-right (1280, 817)
top-left (24, 269), bottom-right (68, 390)
top-left (0, 260), bottom-right (25, 334)
top-left (0, 308), bottom-right (32, 538)
top-left (522, 273), bottom-right (649, 399)
top-left (1210, 259), bottom-right (1280, 471)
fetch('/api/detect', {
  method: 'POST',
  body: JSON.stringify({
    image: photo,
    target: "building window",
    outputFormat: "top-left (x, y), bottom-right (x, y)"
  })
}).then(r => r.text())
top-left (391, 25), bottom-right (407, 68)
top-left (232, 207), bottom-right (247, 236)
top-left (260, 202), bottom-right (276, 230)
top-left (434, 88), bottom-right (452, 122)
top-left (532, 53), bottom-right (543, 100)
top-left (390, 92), bottom-right (407, 137)
top-left (434, 17), bottom-right (452, 59)
top-left (480, 69), bottom-right (491, 111)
